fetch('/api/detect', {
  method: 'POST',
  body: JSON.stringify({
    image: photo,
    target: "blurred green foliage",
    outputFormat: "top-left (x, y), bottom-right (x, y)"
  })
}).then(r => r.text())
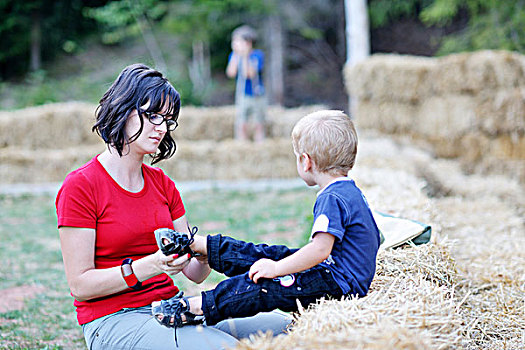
top-left (425, 0), bottom-right (525, 54)
top-left (1, 0), bottom-right (524, 109)
top-left (0, 0), bottom-right (103, 79)
top-left (84, 0), bottom-right (169, 45)
top-left (369, 0), bottom-right (525, 55)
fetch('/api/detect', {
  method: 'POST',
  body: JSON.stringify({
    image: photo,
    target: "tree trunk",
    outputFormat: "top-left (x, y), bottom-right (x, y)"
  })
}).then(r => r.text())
top-left (188, 40), bottom-right (211, 96)
top-left (30, 10), bottom-right (42, 72)
top-left (345, 0), bottom-right (370, 65)
top-left (344, 0), bottom-right (370, 117)
top-left (265, 14), bottom-right (284, 106)
top-left (132, 7), bottom-right (167, 72)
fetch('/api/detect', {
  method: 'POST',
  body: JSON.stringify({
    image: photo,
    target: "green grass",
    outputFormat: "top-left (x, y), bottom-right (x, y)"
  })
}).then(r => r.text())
top-left (0, 187), bottom-right (316, 349)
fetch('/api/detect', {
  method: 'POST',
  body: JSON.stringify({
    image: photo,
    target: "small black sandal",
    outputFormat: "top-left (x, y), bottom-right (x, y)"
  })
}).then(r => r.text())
top-left (152, 291), bottom-right (204, 346)
top-left (154, 225), bottom-right (201, 258)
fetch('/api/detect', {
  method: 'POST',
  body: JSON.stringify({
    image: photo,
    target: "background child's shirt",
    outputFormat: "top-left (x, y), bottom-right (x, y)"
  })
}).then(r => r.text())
top-left (228, 49), bottom-right (265, 96)
top-left (311, 177), bottom-right (381, 297)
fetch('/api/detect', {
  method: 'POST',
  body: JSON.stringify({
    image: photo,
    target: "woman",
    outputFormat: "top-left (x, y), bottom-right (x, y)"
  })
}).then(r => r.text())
top-left (56, 63), bottom-right (290, 350)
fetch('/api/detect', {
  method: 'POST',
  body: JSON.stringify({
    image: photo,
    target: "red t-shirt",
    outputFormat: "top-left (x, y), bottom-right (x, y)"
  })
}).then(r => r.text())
top-left (55, 156), bottom-right (184, 325)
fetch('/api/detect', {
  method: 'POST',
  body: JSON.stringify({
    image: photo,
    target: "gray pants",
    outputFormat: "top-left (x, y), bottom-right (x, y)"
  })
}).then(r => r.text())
top-left (82, 305), bottom-right (291, 350)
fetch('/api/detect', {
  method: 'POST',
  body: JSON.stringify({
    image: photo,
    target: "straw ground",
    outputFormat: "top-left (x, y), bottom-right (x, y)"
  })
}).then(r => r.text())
top-left (235, 133), bottom-right (524, 350)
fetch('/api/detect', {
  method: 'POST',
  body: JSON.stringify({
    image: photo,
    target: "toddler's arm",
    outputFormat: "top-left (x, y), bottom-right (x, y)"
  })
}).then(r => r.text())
top-left (248, 232), bottom-right (335, 283)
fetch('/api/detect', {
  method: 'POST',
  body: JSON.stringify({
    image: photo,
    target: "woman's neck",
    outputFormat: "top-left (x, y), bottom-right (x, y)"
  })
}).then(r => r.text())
top-left (98, 148), bottom-right (144, 192)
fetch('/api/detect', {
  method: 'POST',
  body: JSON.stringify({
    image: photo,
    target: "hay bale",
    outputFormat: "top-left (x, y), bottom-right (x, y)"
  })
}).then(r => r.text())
top-left (0, 139), bottom-right (297, 184)
top-left (177, 106), bottom-right (235, 141)
top-left (0, 145), bottom-right (101, 183)
top-left (432, 50), bottom-right (525, 95)
top-left (351, 101), bottom-right (420, 134)
top-left (159, 139), bottom-right (296, 181)
top-left (345, 54), bottom-right (436, 103)
top-left (345, 50), bottom-right (525, 182)
top-left (475, 88), bottom-right (525, 134)
top-left (266, 105), bottom-right (328, 138)
top-left (150, 104), bottom-right (324, 141)
top-left (0, 103), bottom-right (323, 184)
top-left (0, 102), bottom-right (100, 149)
top-left (417, 95), bottom-right (477, 139)
top-left (236, 241), bottom-right (466, 350)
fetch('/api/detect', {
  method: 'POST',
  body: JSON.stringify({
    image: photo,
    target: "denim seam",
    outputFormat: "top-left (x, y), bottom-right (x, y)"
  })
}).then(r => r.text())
top-left (207, 234), bottom-right (222, 271)
top-left (202, 290), bottom-right (222, 325)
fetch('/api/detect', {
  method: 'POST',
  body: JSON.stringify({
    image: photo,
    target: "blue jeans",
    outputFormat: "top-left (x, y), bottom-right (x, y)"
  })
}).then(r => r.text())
top-left (202, 234), bottom-right (344, 325)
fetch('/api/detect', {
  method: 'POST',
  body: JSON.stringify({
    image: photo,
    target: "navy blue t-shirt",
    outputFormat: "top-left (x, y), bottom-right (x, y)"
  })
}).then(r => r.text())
top-left (312, 177), bottom-right (380, 297)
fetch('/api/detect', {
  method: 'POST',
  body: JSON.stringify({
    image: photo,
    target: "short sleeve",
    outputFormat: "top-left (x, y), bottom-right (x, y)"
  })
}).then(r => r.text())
top-left (254, 50), bottom-right (264, 71)
top-left (312, 193), bottom-right (347, 242)
top-left (161, 172), bottom-right (186, 221)
top-left (55, 172), bottom-right (97, 229)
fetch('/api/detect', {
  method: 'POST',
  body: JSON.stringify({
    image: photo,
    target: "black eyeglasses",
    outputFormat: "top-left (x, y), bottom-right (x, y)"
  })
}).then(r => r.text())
top-left (140, 110), bottom-right (178, 131)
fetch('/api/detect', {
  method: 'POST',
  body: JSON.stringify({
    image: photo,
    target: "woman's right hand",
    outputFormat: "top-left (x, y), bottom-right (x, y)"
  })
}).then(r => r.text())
top-left (152, 250), bottom-right (191, 276)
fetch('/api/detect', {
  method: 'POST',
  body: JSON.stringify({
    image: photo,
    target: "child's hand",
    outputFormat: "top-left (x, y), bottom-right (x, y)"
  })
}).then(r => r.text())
top-left (232, 38), bottom-right (250, 56)
top-left (249, 258), bottom-right (279, 283)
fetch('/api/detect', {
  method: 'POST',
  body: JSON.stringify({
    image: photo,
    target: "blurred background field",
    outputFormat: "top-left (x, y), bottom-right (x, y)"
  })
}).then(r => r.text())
top-left (1, 0), bottom-right (524, 349)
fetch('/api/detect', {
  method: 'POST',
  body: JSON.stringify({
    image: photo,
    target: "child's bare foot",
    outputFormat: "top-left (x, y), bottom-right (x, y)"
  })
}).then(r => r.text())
top-left (152, 292), bottom-right (204, 335)
top-left (190, 234), bottom-right (207, 257)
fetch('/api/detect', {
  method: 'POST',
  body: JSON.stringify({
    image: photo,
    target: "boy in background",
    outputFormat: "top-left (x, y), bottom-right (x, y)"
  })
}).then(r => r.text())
top-left (153, 110), bottom-right (381, 329)
top-left (226, 25), bottom-right (266, 142)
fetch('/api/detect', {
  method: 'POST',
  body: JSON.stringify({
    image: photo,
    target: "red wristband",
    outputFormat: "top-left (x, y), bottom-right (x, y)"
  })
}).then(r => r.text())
top-left (121, 258), bottom-right (142, 290)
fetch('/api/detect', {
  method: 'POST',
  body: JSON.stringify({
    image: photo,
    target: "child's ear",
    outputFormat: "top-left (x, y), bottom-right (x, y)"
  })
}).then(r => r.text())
top-left (302, 153), bottom-right (312, 172)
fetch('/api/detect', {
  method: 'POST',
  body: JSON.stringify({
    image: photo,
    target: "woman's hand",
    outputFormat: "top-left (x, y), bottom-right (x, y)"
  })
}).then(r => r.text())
top-left (153, 250), bottom-right (191, 276)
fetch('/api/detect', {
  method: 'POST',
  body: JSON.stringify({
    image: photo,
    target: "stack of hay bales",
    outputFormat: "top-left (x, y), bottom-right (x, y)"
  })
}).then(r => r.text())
top-left (233, 134), bottom-right (524, 350)
top-left (345, 50), bottom-right (525, 182)
top-left (0, 102), bottom-right (103, 183)
top-left (0, 102), bottom-right (322, 184)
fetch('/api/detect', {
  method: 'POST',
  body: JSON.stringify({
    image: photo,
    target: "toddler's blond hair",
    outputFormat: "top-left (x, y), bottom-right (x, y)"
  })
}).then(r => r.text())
top-left (292, 110), bottom-right (357, 176)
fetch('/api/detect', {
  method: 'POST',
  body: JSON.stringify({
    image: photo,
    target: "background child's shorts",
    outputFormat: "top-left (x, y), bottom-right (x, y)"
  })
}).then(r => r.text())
top-left (236, 95), bottom-right (266, 124)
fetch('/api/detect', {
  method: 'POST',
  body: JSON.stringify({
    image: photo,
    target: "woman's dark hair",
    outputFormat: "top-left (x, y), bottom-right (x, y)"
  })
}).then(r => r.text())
top-left (92, 63), bottom-right (181, 164)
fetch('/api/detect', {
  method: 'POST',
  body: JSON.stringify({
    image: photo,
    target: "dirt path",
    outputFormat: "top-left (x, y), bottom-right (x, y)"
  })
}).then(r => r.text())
top-left (0, 285), bottom-right (46, 313)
